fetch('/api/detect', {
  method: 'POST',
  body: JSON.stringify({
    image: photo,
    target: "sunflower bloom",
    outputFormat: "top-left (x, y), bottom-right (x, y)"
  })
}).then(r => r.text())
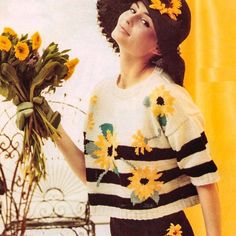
top-left (87, 113), bottom-right (95, 130)
top-left (93, 130), bottom-right (118, 170)
top-left (14, 42), bottom-right (29, 61)
top-left (149, 0), bottom-right (166, 12)
top-left (149, 0), bottom-right (182, 21)
top-left (150, 85), bottom-right (175, 118)
top-left (128, 166), bottom-right (163, 202)
top-left (64, 58), bottom-right (79, 80)
top-left (3, 27), bottom-right (17, 37)
top-left (0, 36), bottom-right (12, 52)
top-left (166, 223), bottom-right (183, 236)
top-left (31, 32), bottom-right (42, 50)
top-left (132, 130), bottom-right (152, 155)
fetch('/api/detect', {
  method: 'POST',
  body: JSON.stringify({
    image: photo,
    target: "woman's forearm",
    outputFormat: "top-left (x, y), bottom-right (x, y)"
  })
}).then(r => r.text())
top-left (55, 124), bottom-right (87, 184)
top-left (196, 183), bottom-right (221, 236)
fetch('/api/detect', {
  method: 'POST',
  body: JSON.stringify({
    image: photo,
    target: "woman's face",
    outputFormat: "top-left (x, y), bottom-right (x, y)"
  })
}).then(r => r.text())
top-left (111, 1), bottom-right (158, 58)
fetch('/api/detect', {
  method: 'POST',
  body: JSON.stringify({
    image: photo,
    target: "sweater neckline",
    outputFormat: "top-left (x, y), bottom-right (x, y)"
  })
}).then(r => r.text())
top-left (111, 67), bottom-right (163, 98)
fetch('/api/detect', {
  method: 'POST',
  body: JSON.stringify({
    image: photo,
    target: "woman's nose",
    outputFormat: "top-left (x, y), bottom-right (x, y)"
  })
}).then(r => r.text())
top-left (125, 19), bottom-right (131, 27)
top-left (124, 14), bottom-right (134, 26)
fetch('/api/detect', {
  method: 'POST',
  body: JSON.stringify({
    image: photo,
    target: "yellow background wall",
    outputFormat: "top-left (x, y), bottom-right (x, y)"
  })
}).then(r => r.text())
top-left (182, 1), bottom-right (236, 235)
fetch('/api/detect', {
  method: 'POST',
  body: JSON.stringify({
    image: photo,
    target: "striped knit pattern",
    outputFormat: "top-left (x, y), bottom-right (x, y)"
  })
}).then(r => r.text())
top-left (83, 68), bottom-right (219, 220)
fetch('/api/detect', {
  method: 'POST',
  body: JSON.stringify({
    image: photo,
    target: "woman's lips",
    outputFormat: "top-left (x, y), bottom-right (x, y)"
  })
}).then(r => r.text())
top-left (119, 25), bottom-right (130, 36)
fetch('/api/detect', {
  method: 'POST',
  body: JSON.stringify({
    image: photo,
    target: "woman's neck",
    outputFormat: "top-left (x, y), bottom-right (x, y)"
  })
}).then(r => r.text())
top-left (118, 52), bottom-right (154, 89)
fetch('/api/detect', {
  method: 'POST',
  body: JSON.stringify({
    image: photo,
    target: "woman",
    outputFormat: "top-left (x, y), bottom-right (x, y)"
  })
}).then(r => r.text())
top-left (56, 0), bottom-right (221, 235)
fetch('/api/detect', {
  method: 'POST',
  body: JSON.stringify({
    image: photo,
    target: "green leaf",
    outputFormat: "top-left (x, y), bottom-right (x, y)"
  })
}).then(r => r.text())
top-left (16, 110), bottom-right (26, 130)
top-left (1, 51), bottom-right (7, 62)
top-left (0, 75), bottom-right (7, 83)
top-left (96, 169), bottom-right (109, 187)
top-left (113, 165), bottom-right (120, 176)
top-left (151, 191), bottom-right (160, 205)
top-left (60, 49), bottom-right (71, 54)
top-left (143, 96), bottom-right (150, 107)
top-left (100, 123), bottom-right (113, 137)
top-left (0, 63), bottom-right (27, 101)
top-left (6, 86), bottom-right (17, 101)
top-left (30, 61), bottom-right (63, 100)
top-left (20, 33), bottom-right (28, 41)
top-left (85, 142), bottom-right (99, 156)
top-left (158, 115), bottom-right (167, 126)
top-left (130, 191), bottom-right (143, 206)
top-left (0, 85), bottom-right (9, 98)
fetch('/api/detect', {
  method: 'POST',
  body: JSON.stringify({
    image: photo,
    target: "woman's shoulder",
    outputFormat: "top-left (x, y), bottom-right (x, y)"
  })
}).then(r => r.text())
top-left (151, 68), bottom-right (201, 115)
top-left (147, 68), bottom-right (204, 135)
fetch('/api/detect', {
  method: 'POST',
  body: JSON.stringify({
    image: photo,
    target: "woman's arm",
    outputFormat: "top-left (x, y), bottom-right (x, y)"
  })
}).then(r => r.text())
top-left (54, 124), bottom-right (87, 185)
top-left (196, 183), bottom-right (221, 236)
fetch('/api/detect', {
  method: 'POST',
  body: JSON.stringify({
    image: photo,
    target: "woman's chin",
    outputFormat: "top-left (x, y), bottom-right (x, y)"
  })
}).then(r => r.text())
top-left (112, 27), bottom-right (129, 42)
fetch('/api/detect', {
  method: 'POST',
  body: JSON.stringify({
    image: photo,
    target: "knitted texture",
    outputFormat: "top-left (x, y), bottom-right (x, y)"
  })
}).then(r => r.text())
top-left (83, 68), bottom-right (219, 220)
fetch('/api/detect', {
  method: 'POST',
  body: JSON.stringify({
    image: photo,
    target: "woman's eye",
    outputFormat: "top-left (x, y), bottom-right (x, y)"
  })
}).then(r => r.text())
top-left (141, 19), bottom-right (150, 27)
top-left (129, 8), bottom-right (136, 14)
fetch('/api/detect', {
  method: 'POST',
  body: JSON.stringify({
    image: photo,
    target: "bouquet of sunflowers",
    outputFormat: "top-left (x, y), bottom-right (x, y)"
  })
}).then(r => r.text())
top-left (0, 27), bottom-right (79, 182)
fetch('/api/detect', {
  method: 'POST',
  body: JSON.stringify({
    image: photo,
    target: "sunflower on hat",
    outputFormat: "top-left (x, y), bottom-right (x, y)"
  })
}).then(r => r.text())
top-left (149, 0), bottom-right (182, 21)
top-left (96, 0), bottom-right (191, 54)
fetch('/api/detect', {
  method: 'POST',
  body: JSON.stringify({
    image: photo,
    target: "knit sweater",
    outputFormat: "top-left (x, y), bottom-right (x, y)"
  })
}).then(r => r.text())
top-left (83, 67), bottom-right (219, 220)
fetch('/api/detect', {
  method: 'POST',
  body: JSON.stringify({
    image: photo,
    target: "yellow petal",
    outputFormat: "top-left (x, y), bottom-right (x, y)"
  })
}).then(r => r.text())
top-left (31, 32), bottom-right (42, 50)
top-left (0, 35), bottom-right (12, 52)
top-left (3, 27), bottom-right (17, 37)
top-left (14, 42), bottom-right (29, 61)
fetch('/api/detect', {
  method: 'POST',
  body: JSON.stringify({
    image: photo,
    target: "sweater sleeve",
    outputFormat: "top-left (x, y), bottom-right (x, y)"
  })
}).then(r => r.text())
top-left (164, 86), bottom-right (220, 186)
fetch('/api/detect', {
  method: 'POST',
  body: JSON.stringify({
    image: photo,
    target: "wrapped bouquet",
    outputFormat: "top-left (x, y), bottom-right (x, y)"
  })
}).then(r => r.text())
top-left (0, 27), bottom-right (79, 183)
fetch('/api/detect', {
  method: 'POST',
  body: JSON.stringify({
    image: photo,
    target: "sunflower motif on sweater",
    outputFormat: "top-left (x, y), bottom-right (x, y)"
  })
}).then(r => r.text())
top-left (166, 223), bottom-right (183, 236)
top-left (85, 123), bottom-right (119, 186)
top-left (144, 85), bottom-right (175, 127)
top-left (93, 129), bottom-right (118, 170)
top-left (131, 130), bottom-right (153, 155)
top-left (127, 166), bottom-right (163, 205)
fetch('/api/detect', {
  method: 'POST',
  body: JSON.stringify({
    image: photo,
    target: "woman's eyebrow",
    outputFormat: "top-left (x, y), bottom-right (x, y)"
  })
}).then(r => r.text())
top-left (134, 2), bottom-right (151, 18)
top-left (134, 2), bottom-right (140, 8)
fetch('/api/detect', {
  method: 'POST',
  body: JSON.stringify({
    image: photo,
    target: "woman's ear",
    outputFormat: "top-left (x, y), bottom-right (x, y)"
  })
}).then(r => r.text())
top-left (152, 47), bottom-right (162, 56)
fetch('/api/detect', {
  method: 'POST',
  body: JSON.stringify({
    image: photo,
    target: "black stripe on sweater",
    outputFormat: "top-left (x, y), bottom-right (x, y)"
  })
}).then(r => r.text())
top-left (176, 132), bottom-right (208, 162)
top-left (116, 145), bottom-right (177, 161)
top-left (84, 139), bottom-right (178, 161)
top-left (86, 167), bottom-right (182, 186)
top-left (88, 183), bottom-right (198, 210)
top-left (182, 160), bottom-right (218, 177)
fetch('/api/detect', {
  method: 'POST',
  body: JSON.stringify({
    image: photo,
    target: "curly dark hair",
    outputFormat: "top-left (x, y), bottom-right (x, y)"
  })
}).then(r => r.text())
top-left (97, 0), bottom-right (131, 53)
top-left (97, 0), bottom-right (191, 86)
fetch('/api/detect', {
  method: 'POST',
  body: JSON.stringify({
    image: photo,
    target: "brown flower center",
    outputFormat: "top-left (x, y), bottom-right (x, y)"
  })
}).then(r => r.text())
top-left (18, 46), bottom-right (25, 53)
top-left (107, 146), bottom-right (113, 157)
top-left (156, 96), bottom-right (165, 105)
top-left (162, 0), bottom-right (172, 8)
top-left (140, 178), bottom-right (149, 185)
